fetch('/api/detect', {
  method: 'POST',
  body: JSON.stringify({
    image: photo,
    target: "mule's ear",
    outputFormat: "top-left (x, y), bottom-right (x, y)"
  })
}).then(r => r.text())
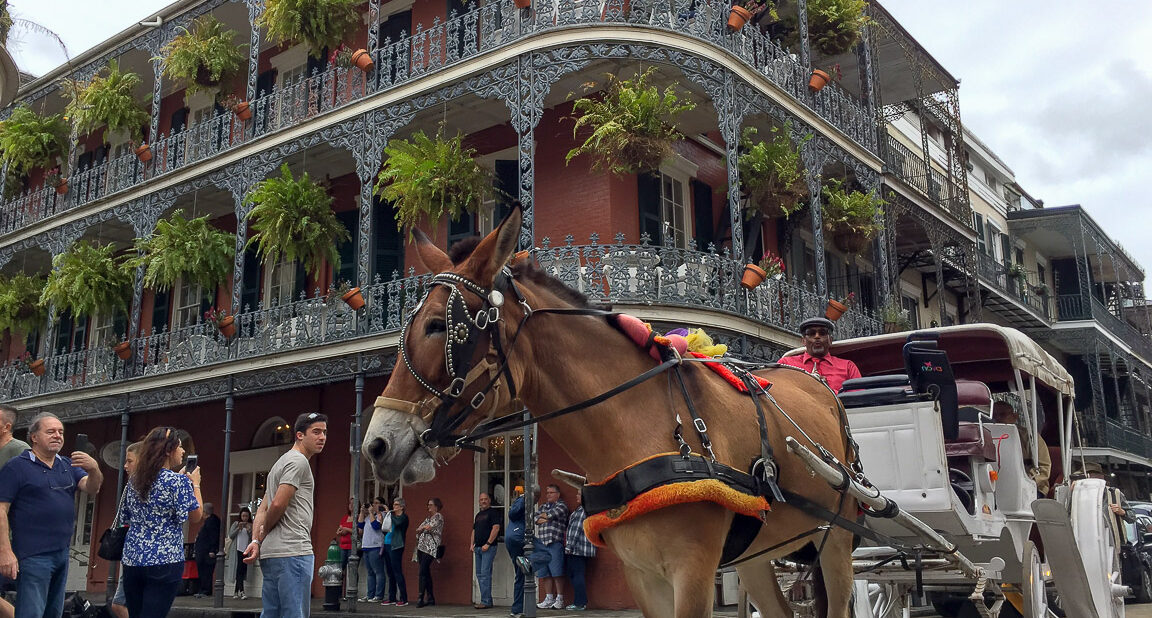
top-left (467, 204), bottom-right (522, 286)
top-left (413, 228), bottom-right (453, 274)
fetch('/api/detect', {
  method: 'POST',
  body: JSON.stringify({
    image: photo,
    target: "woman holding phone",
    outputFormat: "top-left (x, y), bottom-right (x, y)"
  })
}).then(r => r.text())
top-left (120, 427), bottom-right (202, 617)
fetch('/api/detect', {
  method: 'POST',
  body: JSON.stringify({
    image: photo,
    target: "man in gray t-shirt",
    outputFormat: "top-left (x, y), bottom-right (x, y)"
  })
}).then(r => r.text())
top-left (243, 412), bottom-right (327, 618)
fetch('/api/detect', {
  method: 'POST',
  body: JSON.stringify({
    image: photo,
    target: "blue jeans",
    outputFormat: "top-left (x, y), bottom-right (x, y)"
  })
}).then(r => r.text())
top-left (385, 548), bottom-right (407, 602)
top-left (506, 540), bottom-right (525, 614)
top-left (474, 544), bottom-right (498, 606)
top-left (14, 547), bottom-right (69, 618)
top-left (363, 548), bottom-right (386, 599)
top-left (260, 554), bottom-right (314, 618)
top-left (566, 554), bottom-right (589, 607)
top-left (123, 561), bottom-right (184, 618)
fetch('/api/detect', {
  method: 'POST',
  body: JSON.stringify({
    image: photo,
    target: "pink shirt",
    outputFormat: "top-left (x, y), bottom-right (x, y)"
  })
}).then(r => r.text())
top-left (777, 352), bottom-right (862, 394)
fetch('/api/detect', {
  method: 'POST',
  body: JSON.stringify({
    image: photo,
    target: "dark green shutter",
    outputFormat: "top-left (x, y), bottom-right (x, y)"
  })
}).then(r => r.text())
top-left (240, 247), bottom-right (260, 311)
top-left (638, 172), bottom-right (662, 245)
top-left (152, 289), bottom-right (171, 332)
top-left (691, 179), bottom-right (715, 249)
top-left (335, 210), bottom-right (359, 285)
top-left (373, 197), bottom-right (404, 282)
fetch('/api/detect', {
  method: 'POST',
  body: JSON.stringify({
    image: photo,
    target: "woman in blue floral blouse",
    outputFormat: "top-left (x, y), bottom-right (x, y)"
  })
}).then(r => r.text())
top-left (120, 427), bottom-right (203, 617)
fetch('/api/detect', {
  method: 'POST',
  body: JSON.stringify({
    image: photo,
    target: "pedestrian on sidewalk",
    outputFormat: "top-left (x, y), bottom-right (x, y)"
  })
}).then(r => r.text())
top-left (242, 412), bottom-right (328, 618)
top-left (563, 489), bottom-right (595, 611)
top-left (358, 497), bottom-right (389, 603)
top-left (533, 484), bottom-right (568, 610)
top-left (505, 487), bottom-right (527, 618)
top-left (227, 507), bottom-right (253, 599)
top-left (471, 492), bottom-right (502, 609)
top-left (194, 503), bottom-right (221, 598)
top-left (413, 497), bottom-right (444, 607)
top-left (382, 497), bottom-right (409, 607)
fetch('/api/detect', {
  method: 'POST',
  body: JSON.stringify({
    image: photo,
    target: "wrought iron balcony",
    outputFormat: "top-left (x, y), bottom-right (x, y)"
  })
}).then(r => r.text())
top-left (975, 253), bottom-right (1050, 319)
top-left (882, 134), bottom-right (970, 226)
top-left (0, 237), bottom-right (880, 402)
top-left (0, 0), bottom-right (875, 239)
top-left (1052, 292), bottom-right (1152, 360)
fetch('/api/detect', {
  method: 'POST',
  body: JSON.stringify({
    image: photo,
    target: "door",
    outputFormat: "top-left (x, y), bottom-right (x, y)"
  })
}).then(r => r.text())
top-left (67, 491), bottom-right (96, 592)
top-left (474, 430), bottom-right (533, 606)
top-left (224, 444), bottom-right (292, 596)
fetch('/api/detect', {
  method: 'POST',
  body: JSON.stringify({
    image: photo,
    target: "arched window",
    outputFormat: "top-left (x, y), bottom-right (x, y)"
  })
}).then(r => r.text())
top-left (252, 416), bottom-right (292, 448)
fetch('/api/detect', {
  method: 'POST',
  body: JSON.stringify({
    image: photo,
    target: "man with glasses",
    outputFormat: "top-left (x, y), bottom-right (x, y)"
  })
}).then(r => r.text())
top-left (242, 412), bottom-right (328, 618)
top-left (533, 485), bottom-right (568, 610)
top-left (777, 317), bottom-right (861, 394)
top-left (0, 412), bottom-right (103, 618)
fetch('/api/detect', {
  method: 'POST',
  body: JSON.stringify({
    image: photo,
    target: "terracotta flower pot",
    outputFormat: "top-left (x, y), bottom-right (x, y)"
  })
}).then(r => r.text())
top-left (114, 341), bottom-right (132, 360)
top-left (54, 179), bottom-right (69, 195)
top-left (511, 249), bottom-right (532, 265)
top-left (341, 287), bottom-right (366, 310)
top-left (233, 101), bottom-right (252, 121)
top-left (514, 0), bottom-right (531, 8)
top-left (808, 69), bottom-right (831, 92)
top-left (727, 5), bottom-right (753, 30)
top-left (29, 359), bottom-right (45, 376)
top-left (135, 144), bottom-right (152, 163)
top-left (217, 316), bottom-right (237, 338)
top-left (825, 299), bottom-right (848, 321)
top-left (883, 321), bottom-right (902, 334)
top-left (351, 49), bottom-right (374, 73)
top-left (741, 263), bottom-right (767, 289)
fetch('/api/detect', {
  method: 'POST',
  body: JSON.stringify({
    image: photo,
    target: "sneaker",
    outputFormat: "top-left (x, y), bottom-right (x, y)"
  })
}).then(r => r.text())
top-left (358, 597), bottom-right (371, 602)
top-left (552, 597), bottom-right (565, 609)
top-left (565, 605), bottom-right (586, 611)
top-left (232, 592), bottom-right (240, 599)
top-left (239, 592), bottom-right (247, 600)
top-left (395, 601), bottom-right (409, 607)
top-left (381, 600), bottom-right (395, 606)
top-left (537, 596), bottom-right (555, 609)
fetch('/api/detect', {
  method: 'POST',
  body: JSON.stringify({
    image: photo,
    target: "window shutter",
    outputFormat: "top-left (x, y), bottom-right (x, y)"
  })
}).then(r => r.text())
top-left (294, 261), bottom-right (308, 299)
top-left (152, 289), bottom-right (171, 333)
top-left (54, 311), bottom-right (74, 355)
top-left (494, 159), bottom-right (517, 223)
top-left (638, 172), bottom-right (662, 245)
top-left (240, 246), bottom-right (261, 311)
top-left (373, 196), bottom-right (404, 282)
top-left (448, 212), bottom-right (476, 250)
top-left (335, 210), bottom-right (359, 285)
top-left (691, 179), bottom-right (715, 249)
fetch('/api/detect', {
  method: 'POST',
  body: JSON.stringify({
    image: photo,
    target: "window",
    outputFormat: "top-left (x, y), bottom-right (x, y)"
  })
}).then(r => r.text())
top-left (89, 312), bottom-right (117, 348)
top-left (264, 258), bottom-right (297, 307)
top-left (270, 45), bottom-right (309, 125)
top-left (658, 172), bottom-right (688, 249)
top-left (901, 294), bottom-right (920, 329)
top-left (973, 213), bottom-right (987, 255)
top-left (173, 280), bottom-right (209, 329)
top-left (987, 222), bottom-right (1005, 263)
top-left (637, 155), bottom-right (697, 249)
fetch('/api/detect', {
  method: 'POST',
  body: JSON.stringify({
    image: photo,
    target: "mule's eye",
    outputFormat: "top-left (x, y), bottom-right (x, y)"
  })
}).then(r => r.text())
top-left (425, 318), bottom-right (446, 336)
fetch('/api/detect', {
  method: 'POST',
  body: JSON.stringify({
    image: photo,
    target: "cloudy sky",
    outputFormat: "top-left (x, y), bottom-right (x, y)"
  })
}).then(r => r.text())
top-left (8, 1), bottom-right (1152, 278)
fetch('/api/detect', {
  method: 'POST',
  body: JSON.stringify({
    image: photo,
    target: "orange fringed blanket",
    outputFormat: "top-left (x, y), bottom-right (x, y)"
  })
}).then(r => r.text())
top-left (582, 453), bottom-right (771, 547)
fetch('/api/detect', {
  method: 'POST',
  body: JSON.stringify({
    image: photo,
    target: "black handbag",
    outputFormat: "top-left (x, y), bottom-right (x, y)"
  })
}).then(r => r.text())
top-left (435, 544), bottom-right (445, 559)
top-left (97, 490), bottom-right (129, 561)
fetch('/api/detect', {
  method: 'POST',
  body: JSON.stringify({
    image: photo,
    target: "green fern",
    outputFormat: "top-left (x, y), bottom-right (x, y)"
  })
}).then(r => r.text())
top-left (124, 210), bottom-right (236, 292)
top-left (244, 164), bottom-right (350, 277)
top-left (0, 1), bottom-right (12, 46)
top-left (808, 0), bottom-right (869, 56)
top-left (820, 178), bottom-right (884, 237)
top-left (66, 59), bottom-right (151, 143)
top-left (257, 0), bottom-right (360, 57)
top-left (40, 241), bottom-right (133, 318)
top-left (158, 15), bottom-right (246, 96)
top-left (0, 273), bottom-right (47, 334)
top-left (566, 68), bottom-right (697, 176)
top-left (736, 125), bottom-right (810, 220)
top-left (375, 129), bottom-right (491, 240)
top-left (0, 106), bottom-right (70, 173)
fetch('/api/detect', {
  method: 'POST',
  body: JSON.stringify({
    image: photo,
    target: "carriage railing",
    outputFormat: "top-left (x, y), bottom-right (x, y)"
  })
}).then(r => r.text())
top-left (0, 0), bottom-right (873, 238)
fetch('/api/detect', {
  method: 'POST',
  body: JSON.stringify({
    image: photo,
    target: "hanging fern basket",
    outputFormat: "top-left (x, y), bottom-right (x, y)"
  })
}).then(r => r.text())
top-left (832, 230), bottom-right (870, 254)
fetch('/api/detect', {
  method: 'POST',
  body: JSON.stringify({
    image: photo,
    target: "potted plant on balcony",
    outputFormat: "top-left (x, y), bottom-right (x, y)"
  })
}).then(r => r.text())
top-left (331, 280), bottom-right (365, 310)
top-left (807, 0), bottom-right (870, 57)
top-left (39, 240), bottom-right (133, 321)
top-left (204, 307), bottom-right (236, 338)
top-left (45, 168), bottom-right (68, 195)
top-left (825, 291), bottom-right (854, 321)
top-left (0, 105), bottom-right (70, 174)
top-left (376, 127), bottom-right (491, 239)
top-left (808, 63), bottom-right (842, 93)
top-left (330, 43), bottom-right (373, 73)
top-left (1033, 282), bottom-right (1051, 296)
top-left (741, 251), bottom-right (785, 290)
top-left (158, 15), bottom-right (246, 96)
top-left (727, 0), bottom-right (776, 31)
top-left (218, 93), bottom-right (253, 121)
top-left (15, 352), bottom-right (46, 377)
top-left (565, 67), bottom-right (697, 176)
top-left (820, 178), bottom-right (884, 254)
top-left (65, 60), bottom-right (151, 153)
top-left (881, 297), bottom-right (911, 333)
top-left (123, 209), bottom-right (235, 295)
top-left (1007, 262), bottom-right (1027, 282)
top-left (0, 273), bottom-right (47, 335)
top-left (244, 164), bottom-right (350, 279)
top-left (257, 0), bottom-right (360, 57)
top-left (737, 124), bottom-right (809, 221)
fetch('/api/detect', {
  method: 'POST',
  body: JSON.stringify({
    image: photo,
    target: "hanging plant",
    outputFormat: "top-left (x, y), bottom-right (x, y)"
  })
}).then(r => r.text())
top-left (40, 241), bottom-right (133, 318)
top-left (65, 59), bottom-right (151, 143)
top-left (123, 209), bottom-right (235, 292)
top-left (244, 164), bottom-right (350, 277)
top-left (736, 124), bottom-right (810, 220)
top-left (0, 105), bottom-right (70, 173)
top-left (821, 178), bottom-right (884, 253)
top-left (256, 0), bottom-right (361, 57)
top-left (375, 127), bottom-right (491, 239)
top-left (158, 15), bottom-right (247, 96)
top-left (565, 67), bottom-right (697, 176)
top-left (807, 0), bottom-right (870, 57)
top-left (0, 273), bottom-right (47, 334)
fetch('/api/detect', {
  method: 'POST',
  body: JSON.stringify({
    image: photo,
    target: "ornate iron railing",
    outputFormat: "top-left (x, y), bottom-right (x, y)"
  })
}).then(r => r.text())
top-left (882, 134), bottom-right (971, 226)
top-left (975, 253), bottom-right (1049, 318)
top-left (0, 0), bottom-right (874, 239)
top-left (0, 239), bottom-right (880, 402)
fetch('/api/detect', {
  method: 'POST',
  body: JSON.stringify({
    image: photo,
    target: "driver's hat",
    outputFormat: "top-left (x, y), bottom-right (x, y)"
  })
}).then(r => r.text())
top-left (798, 317), bottom-right (835, 334)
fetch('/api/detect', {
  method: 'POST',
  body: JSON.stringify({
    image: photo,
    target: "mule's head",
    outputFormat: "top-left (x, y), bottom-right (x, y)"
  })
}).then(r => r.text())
top-left (363, 208), bottom-right (523, 484)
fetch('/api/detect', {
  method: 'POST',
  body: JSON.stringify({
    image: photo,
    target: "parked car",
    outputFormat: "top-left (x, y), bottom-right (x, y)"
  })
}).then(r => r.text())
top-left (1128, 501), bottom-right (1152, 520)
top-left (1121, 514), bottom-right (1152, 603)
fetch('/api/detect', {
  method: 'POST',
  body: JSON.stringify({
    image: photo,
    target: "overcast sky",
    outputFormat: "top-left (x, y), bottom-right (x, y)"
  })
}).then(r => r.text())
top-left (8, 1), bottom-right (1152, 279)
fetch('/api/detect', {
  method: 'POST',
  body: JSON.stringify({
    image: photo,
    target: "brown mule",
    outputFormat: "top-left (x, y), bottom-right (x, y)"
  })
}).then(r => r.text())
top-left (362, 208), bottom-right (858, 617)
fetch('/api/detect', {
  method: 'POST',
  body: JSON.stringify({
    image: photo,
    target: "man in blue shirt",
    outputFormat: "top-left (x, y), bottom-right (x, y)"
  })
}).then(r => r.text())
top-left (0, 412), bottom-right (103, 618)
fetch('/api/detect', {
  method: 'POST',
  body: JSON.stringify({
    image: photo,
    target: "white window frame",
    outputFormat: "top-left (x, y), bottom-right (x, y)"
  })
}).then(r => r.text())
top-left (973, 212), bottom-right (987, 255)
top-left (655, 155), bottom-right (698, 250)
top-left (270, 44), bottom-right (309, 125)
top-left (185, 88), bottom-right (219, 160)
top-left (88, 311), bottom-right (117, 349)
top-left (987, 221), bottom-right (1005, 263)
top-left (263, 258), bottom-right (297, 308)
top-left (172, 279), bottom-right (208, 329)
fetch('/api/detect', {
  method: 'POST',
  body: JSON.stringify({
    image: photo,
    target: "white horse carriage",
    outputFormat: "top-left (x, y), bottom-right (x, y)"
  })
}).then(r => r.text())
top-left (783, 323), bottom-right (1125, 618)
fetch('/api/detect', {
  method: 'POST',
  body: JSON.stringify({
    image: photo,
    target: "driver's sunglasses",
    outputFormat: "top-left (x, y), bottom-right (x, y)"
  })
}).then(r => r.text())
top-left (803, 328), bottom-right (831, 338)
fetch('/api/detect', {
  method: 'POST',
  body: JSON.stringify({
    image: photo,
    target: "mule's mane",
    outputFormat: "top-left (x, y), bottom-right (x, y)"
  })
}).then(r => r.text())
top-left (446, 236), bottom-right (592, 309)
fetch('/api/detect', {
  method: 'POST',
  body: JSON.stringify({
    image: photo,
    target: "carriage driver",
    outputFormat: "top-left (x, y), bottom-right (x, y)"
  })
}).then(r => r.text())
top-left (777, 317), bottom-right (861, 393)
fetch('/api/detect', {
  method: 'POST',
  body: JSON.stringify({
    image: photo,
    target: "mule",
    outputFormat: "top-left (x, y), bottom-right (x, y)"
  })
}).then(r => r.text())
top-left (362, 208), bottom-right (858, 617)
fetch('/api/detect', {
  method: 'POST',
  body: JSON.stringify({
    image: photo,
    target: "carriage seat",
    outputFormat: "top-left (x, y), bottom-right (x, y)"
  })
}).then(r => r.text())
top-left (836, 374), bottom-right (921, 409)
top-left (956, 379), bottom-right (993, 422)
top-left (944, 422), bottom-right (997, 461)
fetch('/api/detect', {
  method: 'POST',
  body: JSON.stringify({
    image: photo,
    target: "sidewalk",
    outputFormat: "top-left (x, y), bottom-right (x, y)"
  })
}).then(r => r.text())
top-left (166, 596), bottom-right (747, 617)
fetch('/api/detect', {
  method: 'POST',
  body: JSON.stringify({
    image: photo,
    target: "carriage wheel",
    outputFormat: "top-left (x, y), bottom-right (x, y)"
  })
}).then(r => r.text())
top-left (1020, 540), bottom-right (1049, 618)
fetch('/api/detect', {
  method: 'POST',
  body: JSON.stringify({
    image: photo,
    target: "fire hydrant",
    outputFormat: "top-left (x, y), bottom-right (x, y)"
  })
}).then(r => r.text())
top-left (318, 539), bottom-right (344, 610)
